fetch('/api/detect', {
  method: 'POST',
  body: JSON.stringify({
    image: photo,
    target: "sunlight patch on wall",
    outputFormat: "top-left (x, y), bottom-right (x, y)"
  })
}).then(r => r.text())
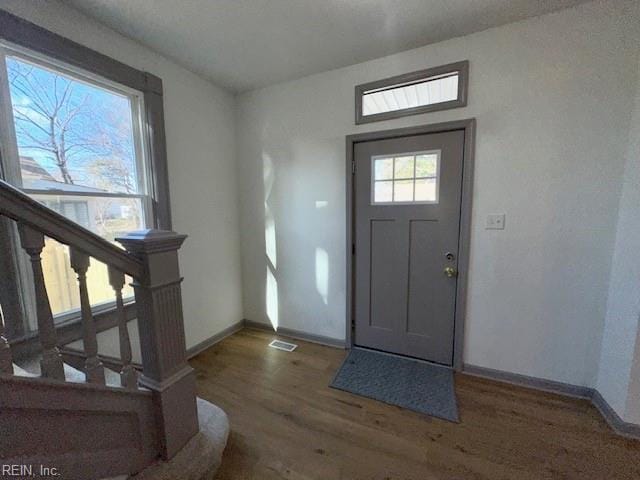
top-left (263, 153), bottom-right (275, 195)
top-left (266, 267), bottom-right (279, 330)
top-left (263, 151), bottom-right (277, 269)
top-left (265, 204), bottom-right (277, 268)
top-left (315, 247), bottom-right (329, 305)
top-left (263, 151), bottom-right (278, 329)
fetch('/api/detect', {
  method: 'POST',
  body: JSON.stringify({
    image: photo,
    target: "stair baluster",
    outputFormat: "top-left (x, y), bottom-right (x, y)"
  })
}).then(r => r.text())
top-left (69, 247), bottom-right (105, 385)
top-left (108, 266), bottom-right (137, 389)
top-left (17, 224), bottom-right (65, 380)
top-left (0, 306), bottom-right (13, 374)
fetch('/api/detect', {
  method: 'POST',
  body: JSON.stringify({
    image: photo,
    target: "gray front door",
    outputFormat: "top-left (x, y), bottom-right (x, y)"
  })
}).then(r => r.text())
top-left (353, 130), bottom-right (465, 365)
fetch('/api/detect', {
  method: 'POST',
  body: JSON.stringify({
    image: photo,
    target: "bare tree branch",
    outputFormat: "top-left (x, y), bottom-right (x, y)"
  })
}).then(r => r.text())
top-left (12, 109), bottom-right (51, 137)
top-left (8, 58), bottom-right (135, 190)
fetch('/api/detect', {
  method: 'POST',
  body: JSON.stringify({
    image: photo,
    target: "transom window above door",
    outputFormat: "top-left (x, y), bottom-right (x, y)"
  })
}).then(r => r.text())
top-left (355, 61), bottom-right (468, 124)
top-left (371, 151), bottom-right (440, 205)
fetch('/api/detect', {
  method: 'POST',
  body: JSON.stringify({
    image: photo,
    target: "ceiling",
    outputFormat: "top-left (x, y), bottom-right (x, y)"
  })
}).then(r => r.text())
top-left (64, 0), bottom-right (590, 93)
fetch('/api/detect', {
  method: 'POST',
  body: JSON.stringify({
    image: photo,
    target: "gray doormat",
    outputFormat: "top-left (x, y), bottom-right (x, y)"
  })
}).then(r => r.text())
top-left (330, 348), bottom-right (459, 422)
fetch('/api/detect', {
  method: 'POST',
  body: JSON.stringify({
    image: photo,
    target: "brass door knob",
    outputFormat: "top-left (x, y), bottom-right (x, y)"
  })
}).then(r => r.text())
top-left (444, 266), bottom-right (458, 278)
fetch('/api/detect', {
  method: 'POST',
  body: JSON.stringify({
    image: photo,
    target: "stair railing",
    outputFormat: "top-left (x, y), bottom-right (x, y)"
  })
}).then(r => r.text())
top-left (0, 178), bottom-right (198, 459)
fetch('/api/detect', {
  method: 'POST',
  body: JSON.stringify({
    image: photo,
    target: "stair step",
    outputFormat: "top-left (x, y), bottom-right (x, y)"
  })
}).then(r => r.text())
top-left (131, 398), bottom-right (229, 479)
top-left (62, 363), bottom-right (121, 387)
top-left (12, 361), bottom-right (127, 388)
top-left (12, 363), bottom-right (38, 377)
top-left (104, 366), bottom-right (123, 387)
top-left (63, 362), bottom-right (86, 383)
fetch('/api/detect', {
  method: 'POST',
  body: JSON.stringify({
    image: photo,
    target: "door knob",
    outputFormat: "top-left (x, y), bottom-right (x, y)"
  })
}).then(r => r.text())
top-left (444, 266), bottom-right (458, 278)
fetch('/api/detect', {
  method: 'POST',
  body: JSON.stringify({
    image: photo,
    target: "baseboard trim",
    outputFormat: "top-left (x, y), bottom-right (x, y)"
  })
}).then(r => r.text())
top-left (463, 364), bottom-right (593, 399)
top-left (204, 327), bottom-right (640, 439)
top-left (186, 320), bottom-right (245, 359)
top-left (244, 320), bottom-right (346, 349)
top-left (463, 363), bottom-right (640, 440)
top-left (591, 390), bottom-right (640, 440)
top-left (184, 319), bottom-right (345, 354)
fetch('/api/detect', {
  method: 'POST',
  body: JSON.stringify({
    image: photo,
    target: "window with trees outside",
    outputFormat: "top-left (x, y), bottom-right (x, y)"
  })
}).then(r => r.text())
top-left (0, 43), bottom-right (152, 324)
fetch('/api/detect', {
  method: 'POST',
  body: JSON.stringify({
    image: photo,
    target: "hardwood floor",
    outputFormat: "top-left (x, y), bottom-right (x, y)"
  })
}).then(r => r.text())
top-left (190, 328), bottom-right (640, 479)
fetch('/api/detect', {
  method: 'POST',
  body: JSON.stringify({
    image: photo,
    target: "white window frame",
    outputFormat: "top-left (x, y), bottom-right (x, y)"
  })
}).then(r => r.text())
top-left (0, 40), bottom-right (154, 226)
top-left (0, 40), bottom-right (154, 326)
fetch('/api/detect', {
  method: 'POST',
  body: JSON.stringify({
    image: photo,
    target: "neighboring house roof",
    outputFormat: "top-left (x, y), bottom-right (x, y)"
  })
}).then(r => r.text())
top-left (24, 178), bottom-right (109, 193)
top-left (19, 156), bottom-right (106, 194)
top-left (20, 156), bottom-right (57, 182)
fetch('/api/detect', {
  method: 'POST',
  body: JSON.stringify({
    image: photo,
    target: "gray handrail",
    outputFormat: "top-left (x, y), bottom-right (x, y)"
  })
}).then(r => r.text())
top-left (0, 179), bottom-right (143, 278)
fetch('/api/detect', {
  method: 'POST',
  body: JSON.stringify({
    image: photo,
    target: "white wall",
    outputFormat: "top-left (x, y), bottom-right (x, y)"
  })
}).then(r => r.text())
top-left (597, 55), bottom-right (640, 423)
top-left (236, 0), bottom-right (640, 387)
top-left (0, 0), bottom-right (243, 349)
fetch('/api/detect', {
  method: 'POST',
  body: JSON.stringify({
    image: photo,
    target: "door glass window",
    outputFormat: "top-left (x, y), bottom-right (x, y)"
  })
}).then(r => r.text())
top-left (371, 151), bottom-right (440, 204)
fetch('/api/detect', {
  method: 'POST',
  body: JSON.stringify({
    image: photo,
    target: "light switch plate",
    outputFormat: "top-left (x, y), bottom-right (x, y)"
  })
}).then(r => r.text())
top-left (486, 214), bottom-right (506, 230)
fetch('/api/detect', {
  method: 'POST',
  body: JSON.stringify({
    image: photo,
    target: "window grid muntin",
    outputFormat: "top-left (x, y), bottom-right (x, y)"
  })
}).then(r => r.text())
top-left (371, 150), bottom-right (440, 205)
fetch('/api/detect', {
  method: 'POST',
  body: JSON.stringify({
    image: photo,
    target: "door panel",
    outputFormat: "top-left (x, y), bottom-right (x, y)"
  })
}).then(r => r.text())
top-left (353, 130), bottom-right (465, 365)
top-left (370, 219), bottom-right (404, 331)
top-left (407, 219), bottom-right (440, 337)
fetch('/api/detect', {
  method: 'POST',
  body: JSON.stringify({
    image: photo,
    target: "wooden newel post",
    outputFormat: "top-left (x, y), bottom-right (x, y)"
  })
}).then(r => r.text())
top-left (116, 229), bottom-right (198, 459)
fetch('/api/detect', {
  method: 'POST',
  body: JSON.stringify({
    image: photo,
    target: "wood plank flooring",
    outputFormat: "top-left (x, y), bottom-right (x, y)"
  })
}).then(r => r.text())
top-left (190, 328), bottom-right (640, 479)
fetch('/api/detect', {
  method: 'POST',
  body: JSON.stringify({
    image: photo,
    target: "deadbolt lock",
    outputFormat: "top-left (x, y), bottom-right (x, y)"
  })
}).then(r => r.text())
top-left (444, 266), bottom-right (458, 278)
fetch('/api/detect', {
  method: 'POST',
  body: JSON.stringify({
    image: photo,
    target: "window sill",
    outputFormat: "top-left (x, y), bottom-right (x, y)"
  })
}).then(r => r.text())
top-left (52, 297), bottom-right (135, 327)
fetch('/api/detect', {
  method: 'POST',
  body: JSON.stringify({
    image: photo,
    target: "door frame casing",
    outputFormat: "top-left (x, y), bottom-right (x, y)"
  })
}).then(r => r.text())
top-left (345, 119), bottom-right (476, 371)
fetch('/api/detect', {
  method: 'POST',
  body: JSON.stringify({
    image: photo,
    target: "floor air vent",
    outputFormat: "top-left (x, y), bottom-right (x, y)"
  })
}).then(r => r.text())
top-left (269, 339), bottom-right (298, 352)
